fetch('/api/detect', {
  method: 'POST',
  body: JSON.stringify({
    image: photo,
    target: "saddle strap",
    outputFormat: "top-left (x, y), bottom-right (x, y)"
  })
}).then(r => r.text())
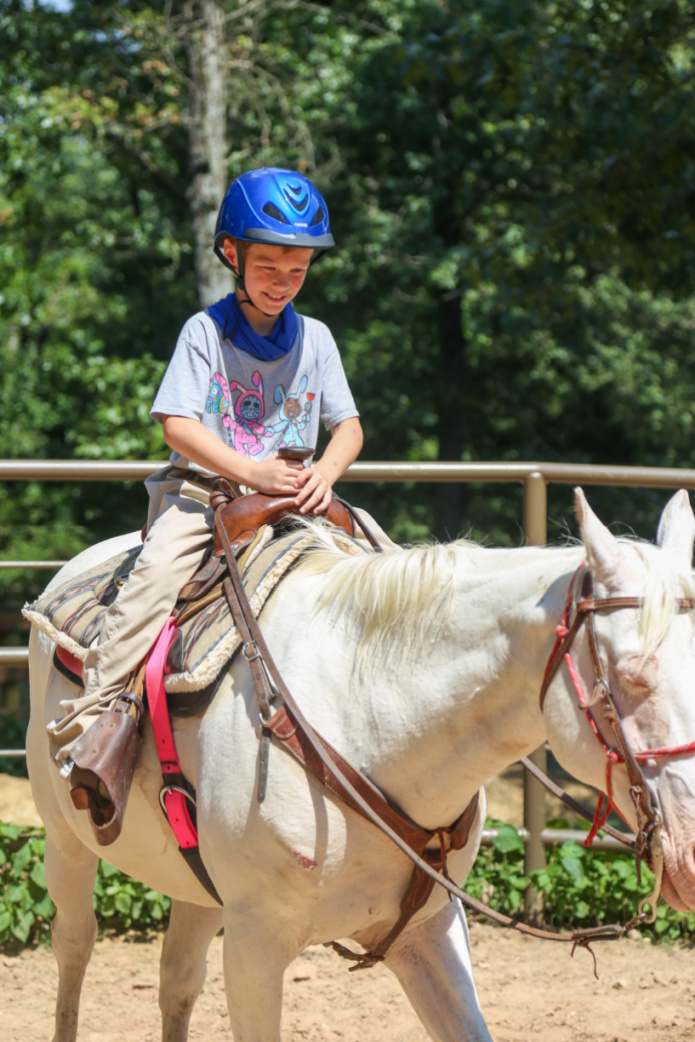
top-left (146, 618), bottom-right (223, 905)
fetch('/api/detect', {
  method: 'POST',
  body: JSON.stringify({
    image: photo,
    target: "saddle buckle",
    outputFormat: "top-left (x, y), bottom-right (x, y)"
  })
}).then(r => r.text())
top-left (243, 640), bottom-right (262, 662)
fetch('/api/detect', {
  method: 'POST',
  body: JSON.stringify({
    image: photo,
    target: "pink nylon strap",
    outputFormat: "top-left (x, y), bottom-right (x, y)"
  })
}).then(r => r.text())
top-left (146, 617), bottom-right (199, 850)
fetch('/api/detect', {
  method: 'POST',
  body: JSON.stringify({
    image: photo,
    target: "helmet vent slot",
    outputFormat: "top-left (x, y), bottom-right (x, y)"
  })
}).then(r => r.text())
top-left (262, 202), bottom-right (290, 225)
top-left (310, 207), bottom-right (325, 227)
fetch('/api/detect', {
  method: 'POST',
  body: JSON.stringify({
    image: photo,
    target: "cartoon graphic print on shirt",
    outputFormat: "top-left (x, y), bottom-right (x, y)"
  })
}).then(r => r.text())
top-left (205, 371), bottom-right (271, 456)
top-left (266, 375), bottom-right (315, 448)
top-left (206, 373), bottom-right (231, 415)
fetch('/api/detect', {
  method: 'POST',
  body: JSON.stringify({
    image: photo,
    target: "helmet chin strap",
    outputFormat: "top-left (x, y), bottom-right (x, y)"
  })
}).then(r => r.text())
top-left (233, 248), bottom-right (277, 320)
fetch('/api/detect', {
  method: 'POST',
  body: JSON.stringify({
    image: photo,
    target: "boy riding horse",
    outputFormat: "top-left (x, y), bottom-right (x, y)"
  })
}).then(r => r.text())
top-left (47, 168), bottom-right (373, 842)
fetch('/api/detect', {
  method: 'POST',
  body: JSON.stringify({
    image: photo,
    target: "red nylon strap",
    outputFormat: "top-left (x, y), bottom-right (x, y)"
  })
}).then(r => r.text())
top-left (146, 617), bottom-right (199, 850)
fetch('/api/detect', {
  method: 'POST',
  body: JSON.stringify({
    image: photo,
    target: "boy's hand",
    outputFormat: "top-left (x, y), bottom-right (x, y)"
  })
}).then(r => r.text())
top-left (294, 464), bottom-right (333, 515)
top-left (250, 454), bottom-right (303, 496)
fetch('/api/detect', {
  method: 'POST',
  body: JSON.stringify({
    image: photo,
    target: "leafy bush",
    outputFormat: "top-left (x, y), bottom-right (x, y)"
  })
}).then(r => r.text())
top-left (0, 823), bottom-right (171, 948)
top-left (464, 821), bottom-right (530, 914)
top-left (464, 819), bottom-right (695, 944)
top-left (92, 859), bottom-right (171, 930)
top-left (0, 825), bottom-right (53, 945)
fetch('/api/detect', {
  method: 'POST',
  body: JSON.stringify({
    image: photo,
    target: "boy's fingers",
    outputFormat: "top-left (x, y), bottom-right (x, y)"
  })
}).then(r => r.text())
top-left (296, 484), bottom-right (319, 513)
top-left (311, 494), bottom-right (331, 515)
top-left (297, 482), bottom-right (331, 515)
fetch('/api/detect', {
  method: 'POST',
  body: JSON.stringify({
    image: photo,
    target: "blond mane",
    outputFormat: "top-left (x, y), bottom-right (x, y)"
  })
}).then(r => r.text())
top-left (297, 524), bottom-right (466, 674)
top-left (297, 523), bottom-right (695, 675)
top-left (618, 540), bottom-right (695, 659)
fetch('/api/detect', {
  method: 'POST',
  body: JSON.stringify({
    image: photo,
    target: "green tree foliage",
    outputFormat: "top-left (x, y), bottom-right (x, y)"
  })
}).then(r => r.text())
top-left (1, 0), bottom-right (695, 568)
top-left (0, 1), bottom-right (197, 592)
top-left (299, 0), bottom-right (695, 539)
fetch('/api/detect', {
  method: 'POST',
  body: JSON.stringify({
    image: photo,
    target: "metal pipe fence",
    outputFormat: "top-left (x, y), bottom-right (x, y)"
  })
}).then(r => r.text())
top-left (4, 457), bottom-right (695, 864)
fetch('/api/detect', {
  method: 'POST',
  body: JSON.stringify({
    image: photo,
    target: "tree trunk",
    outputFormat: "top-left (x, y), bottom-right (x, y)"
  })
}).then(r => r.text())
top-left (432, 288), bottom-right (468, 540)
top-left (183, 0), bottom-right (232, 306)
top-left (430, 161), bottom-right (469, 540)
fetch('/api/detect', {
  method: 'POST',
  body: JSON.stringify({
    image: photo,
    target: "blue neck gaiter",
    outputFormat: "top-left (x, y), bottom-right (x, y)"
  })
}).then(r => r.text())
top-left (206, 294), bottom-right (298, 362)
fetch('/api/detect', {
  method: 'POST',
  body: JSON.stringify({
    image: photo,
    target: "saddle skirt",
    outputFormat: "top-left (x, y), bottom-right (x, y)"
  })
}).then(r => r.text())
top-left (22, 526), bottom-right (335, 694)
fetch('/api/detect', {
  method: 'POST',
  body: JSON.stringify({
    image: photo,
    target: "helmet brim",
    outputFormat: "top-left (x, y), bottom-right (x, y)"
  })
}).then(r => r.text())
top-left (240, 227), bottom-right (335, 250)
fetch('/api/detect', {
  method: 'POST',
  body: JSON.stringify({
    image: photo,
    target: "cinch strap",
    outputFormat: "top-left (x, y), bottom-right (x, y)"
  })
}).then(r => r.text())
top-left (146, 617), bottom-right (222, 904)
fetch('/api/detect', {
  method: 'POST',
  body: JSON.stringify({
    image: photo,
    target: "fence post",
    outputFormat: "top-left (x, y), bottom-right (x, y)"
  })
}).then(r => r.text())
top-left (522, 471), bottom-right (547, 923)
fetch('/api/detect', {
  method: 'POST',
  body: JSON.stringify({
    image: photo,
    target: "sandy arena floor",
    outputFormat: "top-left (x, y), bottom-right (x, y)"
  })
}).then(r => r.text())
top-left (2, 773), bottom-right (694, 1041)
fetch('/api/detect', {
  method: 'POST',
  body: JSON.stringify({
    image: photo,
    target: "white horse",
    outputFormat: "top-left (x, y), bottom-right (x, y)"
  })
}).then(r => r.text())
top-left (26, 488), bottom-right (695, 1042)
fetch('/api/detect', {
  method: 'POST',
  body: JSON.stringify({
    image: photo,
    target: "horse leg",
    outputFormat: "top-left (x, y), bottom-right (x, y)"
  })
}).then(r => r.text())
top-left (159, 900), bottom-right (224, 1042)
top-left (221, 911), bottom-right (298, 1042)
top-left (386, 900), bottom-right (494, 1042)
top-left (43, 828), bottom-right (100, 1042)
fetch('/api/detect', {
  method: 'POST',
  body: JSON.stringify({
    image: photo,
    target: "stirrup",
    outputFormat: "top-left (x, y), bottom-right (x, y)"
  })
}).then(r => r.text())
top-left (69, 691), bottom-right (144, 846)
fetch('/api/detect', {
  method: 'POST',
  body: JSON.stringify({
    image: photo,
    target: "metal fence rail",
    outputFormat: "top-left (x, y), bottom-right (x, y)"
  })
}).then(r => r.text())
top-left (4, 457), bottom-right (695, 869)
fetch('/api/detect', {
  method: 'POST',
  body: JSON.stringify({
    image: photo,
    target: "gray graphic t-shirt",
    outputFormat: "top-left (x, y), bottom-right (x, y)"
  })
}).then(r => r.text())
top-left (151, 306), bottom-right (358, 474)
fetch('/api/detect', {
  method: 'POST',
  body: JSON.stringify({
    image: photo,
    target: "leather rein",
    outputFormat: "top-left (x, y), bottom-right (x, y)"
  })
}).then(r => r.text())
top-left (208, 508), bottom-right (695, 966)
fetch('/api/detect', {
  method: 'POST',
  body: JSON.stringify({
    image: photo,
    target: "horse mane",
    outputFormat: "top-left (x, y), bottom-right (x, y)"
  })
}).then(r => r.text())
top-left (297, 522), bottom-right (695, 674)
top-left (297, 523), bottom-right (465, 673)
top-left (619, 540), bottom-right (695, 660)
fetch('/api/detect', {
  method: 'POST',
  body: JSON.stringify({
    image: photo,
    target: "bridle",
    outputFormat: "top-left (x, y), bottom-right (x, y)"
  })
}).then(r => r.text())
top-left (539, 565), bottom-right (695, 925)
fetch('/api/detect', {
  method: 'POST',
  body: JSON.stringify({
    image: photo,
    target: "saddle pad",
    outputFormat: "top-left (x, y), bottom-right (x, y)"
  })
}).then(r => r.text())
top-left (164, 530), bottom-right (315, 692)
top-left (22, 529), bottom-right (332, 694)
top-left (22, 545), bottom-right (143, 663)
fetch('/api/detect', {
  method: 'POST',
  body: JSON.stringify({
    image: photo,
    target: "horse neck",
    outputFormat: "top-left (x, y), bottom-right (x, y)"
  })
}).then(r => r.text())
top-left (353, 545), bottom-right (581, 829)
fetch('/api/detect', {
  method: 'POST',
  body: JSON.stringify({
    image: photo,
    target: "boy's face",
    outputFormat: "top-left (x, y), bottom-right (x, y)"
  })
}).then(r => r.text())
top-left (224, 239), bottom-right (313, 316)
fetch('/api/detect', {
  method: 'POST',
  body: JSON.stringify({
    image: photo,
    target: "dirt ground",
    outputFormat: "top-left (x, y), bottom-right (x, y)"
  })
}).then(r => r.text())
top-left (2, 773), bottom-right (695, 1042)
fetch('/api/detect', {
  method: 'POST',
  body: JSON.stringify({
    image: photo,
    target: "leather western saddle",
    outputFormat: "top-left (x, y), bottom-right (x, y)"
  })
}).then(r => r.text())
top-left (67, 487), bottom-right (381, 845)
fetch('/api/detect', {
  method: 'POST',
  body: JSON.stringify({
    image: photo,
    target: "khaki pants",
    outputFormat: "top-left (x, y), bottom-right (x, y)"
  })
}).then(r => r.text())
top-left (47, 467), bottom-right (213, 766)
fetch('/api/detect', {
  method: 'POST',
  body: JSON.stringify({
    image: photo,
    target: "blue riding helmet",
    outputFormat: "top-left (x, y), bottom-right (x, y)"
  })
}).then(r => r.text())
top-left (214, 168), bottom-right (335, 272)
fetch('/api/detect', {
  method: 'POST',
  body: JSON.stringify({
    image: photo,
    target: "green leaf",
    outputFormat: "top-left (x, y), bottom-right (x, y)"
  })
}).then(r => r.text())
top-left (492, 824), bottom-right (525, 854)
top-left (11, 843), bottom-right (32, 875)
top-left (559, 850), bottom-right (586, 884)
top-left (99, 861), bottom-right (121, 879)
top-left (114, 891), bottom-right (132, 916)
top-left (33, 892), bottom-right (55, 920)
top-left (4, 884), bottom-right (29, 905)
top-left (29, 859), bottom-right (46, 889)
top-left (11, 911), bottom-right (35, 944)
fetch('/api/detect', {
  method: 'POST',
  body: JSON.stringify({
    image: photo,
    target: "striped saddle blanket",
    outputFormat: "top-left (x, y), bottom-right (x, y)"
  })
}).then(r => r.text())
top-left (23, 527), bottom-right (319, 696)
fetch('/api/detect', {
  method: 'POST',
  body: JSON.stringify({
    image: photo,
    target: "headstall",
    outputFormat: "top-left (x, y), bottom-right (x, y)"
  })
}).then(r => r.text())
top-left (539, 565), bottom-right (695, 925)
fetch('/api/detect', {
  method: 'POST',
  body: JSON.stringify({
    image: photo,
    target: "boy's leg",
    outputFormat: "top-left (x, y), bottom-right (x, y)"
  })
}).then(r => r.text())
top-left (48, 489), bottom-right (213, 842)
top-left (47, 495), bottom-right (213, 766)
top-left (83, 495), bottom-right (212, 706)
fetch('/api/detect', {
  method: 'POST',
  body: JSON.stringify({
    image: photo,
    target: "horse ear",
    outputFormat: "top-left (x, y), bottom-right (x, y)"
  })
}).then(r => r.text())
top-left (655, 489), bottom-right (695, 564)
top-left (574, 487), bottom-right (621, 582)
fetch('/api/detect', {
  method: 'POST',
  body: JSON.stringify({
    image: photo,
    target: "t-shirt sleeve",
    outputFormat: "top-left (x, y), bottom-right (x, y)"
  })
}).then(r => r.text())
top-left (317, 333), bottom-right (359, 431)
top-left (150, 318), bottom-right (212, 425)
